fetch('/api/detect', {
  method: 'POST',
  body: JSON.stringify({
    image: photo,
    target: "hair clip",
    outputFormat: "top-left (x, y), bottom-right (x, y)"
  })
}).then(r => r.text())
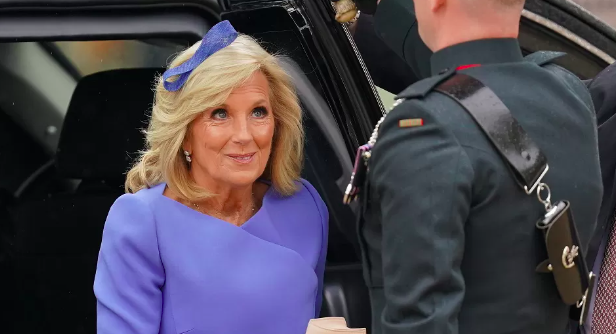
top-left (162, 20), bottom-right (239, 92)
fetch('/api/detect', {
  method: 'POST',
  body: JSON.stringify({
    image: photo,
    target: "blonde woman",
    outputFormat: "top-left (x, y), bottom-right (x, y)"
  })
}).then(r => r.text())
top-left (94, 21), bottom-right (329, 334)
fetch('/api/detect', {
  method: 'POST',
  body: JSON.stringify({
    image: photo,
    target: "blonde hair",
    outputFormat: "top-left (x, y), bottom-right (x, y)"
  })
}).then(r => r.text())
top-left (125, 34), bottom-right (304, 201)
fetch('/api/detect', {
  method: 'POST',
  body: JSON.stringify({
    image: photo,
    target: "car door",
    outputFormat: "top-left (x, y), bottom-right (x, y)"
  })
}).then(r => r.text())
top-left (521, 0), bottom-right (615, 79)
top-left (0, 1), bottom-right (614, 334)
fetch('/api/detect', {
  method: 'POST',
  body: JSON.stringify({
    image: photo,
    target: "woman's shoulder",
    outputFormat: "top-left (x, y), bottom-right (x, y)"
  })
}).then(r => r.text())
top-left (105, 183), bottom-right (166, 232)
top-left (272, 179), bottom-right (329, 226)
top-left (111, 183), bottom-right (164, 209)
top-left (295, 179), bottom-right (325, 207)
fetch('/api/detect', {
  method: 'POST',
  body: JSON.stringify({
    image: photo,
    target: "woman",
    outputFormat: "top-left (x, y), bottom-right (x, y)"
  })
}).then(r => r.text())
top-left (94, 21), bottom-right (329, 334)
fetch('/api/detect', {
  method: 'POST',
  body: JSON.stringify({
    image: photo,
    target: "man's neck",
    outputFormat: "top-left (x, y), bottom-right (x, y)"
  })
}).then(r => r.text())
top-left (431, 20), bottom-right (520, 52)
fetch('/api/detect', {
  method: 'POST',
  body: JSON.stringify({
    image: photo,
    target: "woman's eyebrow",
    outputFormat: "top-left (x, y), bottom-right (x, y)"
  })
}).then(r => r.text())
top-left (251, 99), bottom-right (268, 106)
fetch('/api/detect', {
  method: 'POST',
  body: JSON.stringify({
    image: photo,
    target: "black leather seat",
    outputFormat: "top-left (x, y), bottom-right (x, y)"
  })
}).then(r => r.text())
top-left (10, 68), bottom-right (161, 334)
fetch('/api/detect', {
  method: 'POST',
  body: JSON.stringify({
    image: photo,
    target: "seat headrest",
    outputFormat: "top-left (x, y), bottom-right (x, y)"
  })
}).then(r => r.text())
top-left (56, 68), bottom-right (163, 179)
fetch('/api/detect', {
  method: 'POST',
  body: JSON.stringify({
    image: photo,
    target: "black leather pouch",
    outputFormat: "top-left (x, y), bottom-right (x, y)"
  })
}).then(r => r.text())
top-left (536, 201), bottom-right (589, 305)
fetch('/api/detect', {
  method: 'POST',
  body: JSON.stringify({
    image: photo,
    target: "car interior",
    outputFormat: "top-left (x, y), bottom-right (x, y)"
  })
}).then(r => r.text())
top-left (0, 1), bottom-right (615, 333)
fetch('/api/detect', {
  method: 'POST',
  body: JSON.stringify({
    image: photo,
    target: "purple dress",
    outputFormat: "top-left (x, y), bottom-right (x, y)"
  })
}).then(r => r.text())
top-left (94, 179), bottom-right (328, 334)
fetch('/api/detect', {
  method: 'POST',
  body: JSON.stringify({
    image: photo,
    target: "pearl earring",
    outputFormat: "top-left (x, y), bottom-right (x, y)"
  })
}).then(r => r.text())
top-left (184, 150), bottom-right (192, 163)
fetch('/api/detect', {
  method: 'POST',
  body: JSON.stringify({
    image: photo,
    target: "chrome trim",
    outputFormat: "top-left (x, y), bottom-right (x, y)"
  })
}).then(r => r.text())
top-left (521, 9), bottom-right (615, 64)
top-left (334, 2), bottom-right (387, 115)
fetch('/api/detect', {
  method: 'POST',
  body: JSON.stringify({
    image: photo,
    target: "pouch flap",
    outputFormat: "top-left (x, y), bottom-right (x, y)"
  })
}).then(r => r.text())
top-left (544, 201), bottom-right (585, 305)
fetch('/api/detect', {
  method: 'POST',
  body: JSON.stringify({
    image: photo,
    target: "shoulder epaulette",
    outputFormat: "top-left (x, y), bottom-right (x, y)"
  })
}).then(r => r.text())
top-left (524, 51), bottom-right (566, 67)
top-left (396, 68), bottom-right (456, 100)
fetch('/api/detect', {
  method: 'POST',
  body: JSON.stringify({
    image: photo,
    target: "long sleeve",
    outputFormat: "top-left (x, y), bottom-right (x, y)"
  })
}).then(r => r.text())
top-left (302, 180), bottom-right (330, 317)
top-left (94, 193), bottom-right (165, 334)
top-left (370, 100), bottom-right (474, 333)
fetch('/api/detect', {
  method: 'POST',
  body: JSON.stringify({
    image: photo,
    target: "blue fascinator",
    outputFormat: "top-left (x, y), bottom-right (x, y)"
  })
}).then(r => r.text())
top-left (162, 20), bottom-right (239, 92)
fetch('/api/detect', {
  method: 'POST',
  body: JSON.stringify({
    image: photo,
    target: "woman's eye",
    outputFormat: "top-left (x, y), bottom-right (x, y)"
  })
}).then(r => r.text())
top-left (252, 107), bottom-right (268, 118)
top-left (211, 109), bottom-right (228, 119)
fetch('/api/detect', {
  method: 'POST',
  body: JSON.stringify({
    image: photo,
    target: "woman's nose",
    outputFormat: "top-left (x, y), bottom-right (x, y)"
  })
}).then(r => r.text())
top-left (231, 118), bottom-right (252, 145)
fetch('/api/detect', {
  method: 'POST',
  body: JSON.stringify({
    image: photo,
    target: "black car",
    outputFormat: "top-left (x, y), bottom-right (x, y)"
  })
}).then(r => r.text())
top-left (0, 0), bottom-right (614, 333)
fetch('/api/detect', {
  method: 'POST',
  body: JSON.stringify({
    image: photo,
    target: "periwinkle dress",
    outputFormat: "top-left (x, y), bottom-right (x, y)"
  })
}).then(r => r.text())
top-left (94, 179), bottom-right (328, 334)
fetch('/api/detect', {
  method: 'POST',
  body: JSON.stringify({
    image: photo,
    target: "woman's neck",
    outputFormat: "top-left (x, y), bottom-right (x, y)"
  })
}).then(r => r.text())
top-left (200, 185), bottom-right (255, 218)
top-left (195, 180), bottom-right (269, 226)
top-left (164, 176), bottom-right (270, 226)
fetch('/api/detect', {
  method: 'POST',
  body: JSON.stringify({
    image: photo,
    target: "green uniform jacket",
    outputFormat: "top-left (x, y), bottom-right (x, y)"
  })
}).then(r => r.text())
top-left (360, 32), bottom-right (603, 334)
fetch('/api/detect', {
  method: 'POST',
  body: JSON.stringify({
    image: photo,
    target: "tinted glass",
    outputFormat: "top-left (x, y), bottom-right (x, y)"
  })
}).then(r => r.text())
top-left (53, 40), bottom-right (185, 77)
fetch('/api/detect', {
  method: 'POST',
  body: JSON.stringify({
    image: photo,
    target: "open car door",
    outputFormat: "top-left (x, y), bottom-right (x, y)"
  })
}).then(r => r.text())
top-left (0, 0), bottom-right (613, 333)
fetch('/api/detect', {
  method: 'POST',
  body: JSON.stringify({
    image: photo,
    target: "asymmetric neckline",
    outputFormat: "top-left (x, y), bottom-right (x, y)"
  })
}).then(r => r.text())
top-left (155, 182), bottom-right (275, 229)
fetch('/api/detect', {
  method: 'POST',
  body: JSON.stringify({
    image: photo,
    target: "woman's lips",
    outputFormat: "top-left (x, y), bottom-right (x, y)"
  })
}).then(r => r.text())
top-left (226, 153), bottom-right (255, 164)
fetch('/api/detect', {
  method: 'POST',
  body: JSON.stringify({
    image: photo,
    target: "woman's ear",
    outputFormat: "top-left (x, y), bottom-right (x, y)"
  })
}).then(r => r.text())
top-left (182, 137), bottom-right (192, 155)
top-left (182, 141), bottom-right (192, 154)
top-left (182, 124), bottom-right (193, 153)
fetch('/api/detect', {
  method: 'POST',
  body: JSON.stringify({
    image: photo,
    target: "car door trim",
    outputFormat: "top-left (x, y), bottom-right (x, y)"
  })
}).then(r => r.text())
top-left (522, 9), bottom-right (615, 64)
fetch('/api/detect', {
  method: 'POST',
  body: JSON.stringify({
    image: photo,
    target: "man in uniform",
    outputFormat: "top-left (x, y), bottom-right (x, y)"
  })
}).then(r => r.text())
top-left (357, 0), bottom-right (603, 333)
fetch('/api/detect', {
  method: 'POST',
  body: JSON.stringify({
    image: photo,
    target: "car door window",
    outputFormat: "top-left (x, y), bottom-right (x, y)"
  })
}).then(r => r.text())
top-left (0, 39), bottom-right (184, 194)
top-left (53, 40), bottom-right (186, 76)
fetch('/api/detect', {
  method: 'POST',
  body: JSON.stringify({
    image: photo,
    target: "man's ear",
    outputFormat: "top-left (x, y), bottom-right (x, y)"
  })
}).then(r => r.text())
top-left (430, 0), bottom-right (446, 12)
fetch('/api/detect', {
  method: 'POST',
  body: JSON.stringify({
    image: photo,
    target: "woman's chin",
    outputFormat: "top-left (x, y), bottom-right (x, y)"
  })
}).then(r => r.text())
top-left (219, 171), bottom-right (263, 188)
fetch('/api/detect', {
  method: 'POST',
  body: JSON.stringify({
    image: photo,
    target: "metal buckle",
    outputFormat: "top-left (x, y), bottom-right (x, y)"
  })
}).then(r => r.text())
top-left (524, 164), bottom-right (550, 195)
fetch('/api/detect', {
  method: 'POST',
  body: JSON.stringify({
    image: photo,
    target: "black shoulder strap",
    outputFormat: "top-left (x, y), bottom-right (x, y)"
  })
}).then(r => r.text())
top-left (396, 68), bottom-right (456, 100)
top-left (434, 73), bottom-right (548, 194)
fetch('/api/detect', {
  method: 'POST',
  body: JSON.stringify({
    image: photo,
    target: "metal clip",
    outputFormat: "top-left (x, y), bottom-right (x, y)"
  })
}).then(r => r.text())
top-left (525, 165), bottom-right (549, 195)
top-left (536, 183), bottom-right (552, 211)
top-left (578, 272), bottom-right (596, 325)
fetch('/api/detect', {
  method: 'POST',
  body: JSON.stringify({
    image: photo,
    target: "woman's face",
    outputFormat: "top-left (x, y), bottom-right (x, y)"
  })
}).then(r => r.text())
top-left (185, 71), bottom-right (275, 190)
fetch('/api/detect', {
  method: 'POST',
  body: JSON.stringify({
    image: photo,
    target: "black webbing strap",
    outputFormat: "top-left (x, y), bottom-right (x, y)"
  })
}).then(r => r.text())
top-left (434, 73), bottom-right (548, 194)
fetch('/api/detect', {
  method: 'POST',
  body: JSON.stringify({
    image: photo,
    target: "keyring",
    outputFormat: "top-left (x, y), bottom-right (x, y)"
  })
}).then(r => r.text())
top-left (537, 183), bottom-right (552, 211)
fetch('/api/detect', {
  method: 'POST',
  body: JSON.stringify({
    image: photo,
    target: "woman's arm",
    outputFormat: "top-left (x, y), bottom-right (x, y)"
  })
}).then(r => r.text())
top-left (301, 180), bottom-right (330, 317)
top-left (94, 193), bottom-right (165, 334)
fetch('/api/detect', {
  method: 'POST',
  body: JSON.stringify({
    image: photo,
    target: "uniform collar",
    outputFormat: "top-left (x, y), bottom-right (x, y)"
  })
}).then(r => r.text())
top-left (430, 38), bottom-right (524, 76)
